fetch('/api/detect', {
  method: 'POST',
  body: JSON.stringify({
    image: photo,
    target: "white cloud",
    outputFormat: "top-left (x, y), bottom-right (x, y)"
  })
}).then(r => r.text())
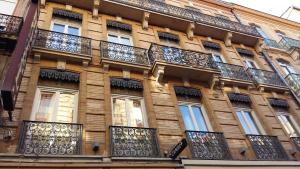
top-left (223, 0), bottom-right (300, 16)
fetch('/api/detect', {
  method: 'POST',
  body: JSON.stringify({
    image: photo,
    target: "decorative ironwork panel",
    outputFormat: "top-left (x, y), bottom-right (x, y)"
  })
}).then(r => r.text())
top-left (100, 41), bottom-right (149, 65)
top-left (285, 73), bottom-right (300, 95)
top-left (110, 126), bottom-right (160, 157)
top-left (264, 39), bottom-right (284, 49)
top-left (291, 137), bottom-right (300, 151)
top-left (148, 44), bottom-right (217, 70)
top-left (18, 121), bottom-right (83, 155)
top-left (278, 37), bottom-right (300, 50)
top-left (34, 29), bottom-right (91, 55)
top-left (217, 62), bottom-right (252, 82)
top-left (185, 131), bottom-right (232, 160)
top-left (108, 0), bottom-right (261, 37)
top-left (0, 13), bottom-right (23, 35)
top-left (247, 68), bottom-right (286, 87)
top-left (247, 135), bottom-right (289, 160)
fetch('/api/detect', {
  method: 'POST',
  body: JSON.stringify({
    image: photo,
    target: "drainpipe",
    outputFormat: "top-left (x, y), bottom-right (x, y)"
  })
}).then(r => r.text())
top-left (262, 50), bottom-right (300, 106)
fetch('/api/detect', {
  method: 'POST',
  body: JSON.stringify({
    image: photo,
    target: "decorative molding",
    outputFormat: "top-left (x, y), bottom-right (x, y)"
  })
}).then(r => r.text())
top-left (224, 32), bottom-right (232, 47)
top-left (52, 9), bottom-right (82, 21)
top-left (228, 93), bottom-right (251, 103)
top-left (158, 32), bottom-right (179, 43)
top-left (174, 86), bottom-right (202, 99)
top-left (142, 12), bottom-right (150, 30)
top-left (202, 41), bottom-right (221, 51)
top-left (107, 20), bottom-right (132, 32)
top-left (39, 69), bottom-right (80, 83)
top-left (255, 39), bottom-right (264, 53)
top-left (236, 48), bottom-right (254, 57)
top-left (110, 78), bottom-right (143, 91)
top-left (186, 23), bottom-right (195, 40)
top-left (268, 98), bottom-right (289, 108)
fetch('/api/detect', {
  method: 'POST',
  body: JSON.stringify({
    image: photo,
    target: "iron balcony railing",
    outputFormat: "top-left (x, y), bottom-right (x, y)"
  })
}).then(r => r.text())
top-left (264, 39), bottom-right (284, 49)
top-left (148, 43), bottom-right (218, 71)
top-left (278, 37), bottom-right (300, 50)
top-left (18, 121), bottom-right (83, 155)
top-left (291, 137), bottom-right (300, 151)
top-left (110, 126), bottom-right (160, 157)
top-left (247, 68), bottom-right (287, 88)
top-left (108, 0), bottom-right (261, 37)
top-left (216, 62), bottom-right (252, 82)
top-left (246, 135), bottom-right (289, 161)
top-left (185, 131), bottom-right (232, 160)
top-left (285, 73), bottom-right (300, 95)
top-left (100, 41), bottom-right (150, 65)
top-left (33, 29), bottom-right (92, 56)
top-left (0, 13), bottom-right (23, 35)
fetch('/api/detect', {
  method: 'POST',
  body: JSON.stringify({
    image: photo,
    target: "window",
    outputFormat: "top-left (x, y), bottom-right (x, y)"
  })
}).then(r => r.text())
top-left (107, 33), bottom-right (132, 46)
top-left (112, 95), bottom-right (148, 127)
top-left (179, 103), bottom-right (210, 131)
top-left (0, 0), bottom-right (16, 15)
top-left (250, 24), bottom-right (269, 39)
top-left (107, 31), bottom-right (134, 61)
top-left (212, 53), bottom-right (225, 63)
top-left (275, 30), bottom-right (286, 38)
top-left (278, 115), bottom-right (299, 137)
top-left (236, 109), bottom-right (260, 135)
top-left (50, 21), bottom-right (81, 52)
top-left (244, 59), bottom-right (258, 69)
top-left (31, 87), bottom-right (79, 123)
top-left (278, 60), bottom-right (296, 75)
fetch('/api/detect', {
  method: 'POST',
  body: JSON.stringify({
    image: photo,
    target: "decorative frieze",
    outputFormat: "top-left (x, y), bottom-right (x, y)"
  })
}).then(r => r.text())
top-left (227, 93), bottom-right (251, 103)
top-left (107, 20), bottom-right (132, 32)
top-left (174, 86), bottom-right (202, 98)
top-left (39, 69), bottom-right (80, 83)
top-left (268, 98), bottom-right (289, 108)
top-left (52, 9), bottom-right (82, 21)
top-left (110, 78), bottom-right (143, 91)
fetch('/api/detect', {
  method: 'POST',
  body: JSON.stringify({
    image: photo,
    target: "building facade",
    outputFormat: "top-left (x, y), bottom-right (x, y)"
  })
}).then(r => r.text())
top-left (1, 0), bottom-right (300, 168)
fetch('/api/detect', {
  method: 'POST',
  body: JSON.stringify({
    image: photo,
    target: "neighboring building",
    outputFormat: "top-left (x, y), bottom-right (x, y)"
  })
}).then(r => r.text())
top-left (0, 0), bottom-right (300, 168)
top-left (281, 6), bottom-right (300, 23)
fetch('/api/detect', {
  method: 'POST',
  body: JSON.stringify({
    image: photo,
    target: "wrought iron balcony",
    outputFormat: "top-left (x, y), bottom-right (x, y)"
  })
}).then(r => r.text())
top-left (247, 135), bottom-right (288, 160)
top-left (18, 121), bottom-right (83, 155)
top-left (185, 131), bottom-right (232, 160)
top-left (291, 137), bottom-right (300, 151)
top-left (216, 62), bottom-right (252, 82)
top-left (285, 73), bottom-right (300, 95)
top-left (148, 44), bottom-right (217, 70)
top-left (278, 37), bottom-right (300, 50)
top-left (110, 126), bottom-right (160, 157)
top-left (33, 29), bottom-right (92, 56)
top-left (247, 68), bottom-right (287, 88)
top-left (0, 13), bottom-right (23, 35)
top-left (100, 41), bottom-right (150, 66)
top-left (264, 39), bottom-right (284, 49)
top-left (107, 0), bottom-right (260, 37)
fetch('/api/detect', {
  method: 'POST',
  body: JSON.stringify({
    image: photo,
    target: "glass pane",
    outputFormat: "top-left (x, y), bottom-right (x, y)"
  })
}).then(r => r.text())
top-left (120, 37), bottom-right (131, 46)
top-left (256, 28), bottom-right (269, 39)
top-left (68, 26), bottom-right (79, 36)
top-left (246, 60), bottom-right (256, 69)
top-left (213, 54), bottom-right (223, 63)
top-left (236, 111), bottom-right (251, 134)
top-left (192, 106), bottom-right (208, 131)
top-left (127, 99), bottom-right (145, 127)
top-left (56, 93), bottom-right (75, 123)
top-left (243, 111), bottom-right (260, 135)
top-left (180, 105), bottom-right (195, 131)
top-left (35, 92), bottom-right (54, 122)
top-left (112, 98), bottom-right (127, 126)
top-left (52, 23), bottom-right (65, 33)
top-left (278, 115), bottom-right (298, 137)
top-left (108, 34), bottom-right (119, 43)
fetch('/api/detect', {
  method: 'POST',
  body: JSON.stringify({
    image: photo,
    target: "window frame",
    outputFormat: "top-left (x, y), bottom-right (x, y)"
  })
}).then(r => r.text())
top-left (107, 29), bottom-right (133, 46)
top-left (111, 94), bottom-right (148, 128)
top-left (30, 86), bottom-right (79, 123)
top-left (50, 18), bottom-right (81, 36)
top-left (178, 101), bottom-right (213, 132)
top-left (234, 107), bottom-right (265, 135)
top-left (276, 111), bottom-right (300, 137)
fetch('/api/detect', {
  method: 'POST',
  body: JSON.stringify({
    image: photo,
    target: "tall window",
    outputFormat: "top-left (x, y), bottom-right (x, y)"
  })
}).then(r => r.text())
top-left (244, 58), bottom-right (259, 69)
top-left (50, 19), bottom-right (81, 52)
top-left (112, 95), bottom-right (148, 127)
top-left (31, 87), bottom-right (79, 123)
top-left (251, 24), bottom-right (269, 39)
top-left (236, 109), bottom-right (260, 135)
top-left (278, 114), bottom-right (299, 137)
top-left (179, 103), bottom-right (209, 131)
top-left (0, 0), bottom-right (16, 15)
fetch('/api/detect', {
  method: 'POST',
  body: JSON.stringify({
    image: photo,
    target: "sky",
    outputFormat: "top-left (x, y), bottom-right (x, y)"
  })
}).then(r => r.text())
top-left (223, 0), bottom-right (300, 17)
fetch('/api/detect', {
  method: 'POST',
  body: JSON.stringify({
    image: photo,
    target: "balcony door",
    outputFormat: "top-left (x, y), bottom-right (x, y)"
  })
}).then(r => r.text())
top-left (276, 110), bottom-right (300, 137)
top-left (236, 109), bottom-right (261, 135)
top-left (179, 102), bottom-right (211, 131)
top-left (112, 94), bottom-right (148, 128)
top-left (49, 21), bottom-right (81, 53)
top-left (31, 87), bottom-right (79, 123)
top-left (278, 60), bottom-right (296, 75)
top-left (107, 32), bottom-right (135, 61)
